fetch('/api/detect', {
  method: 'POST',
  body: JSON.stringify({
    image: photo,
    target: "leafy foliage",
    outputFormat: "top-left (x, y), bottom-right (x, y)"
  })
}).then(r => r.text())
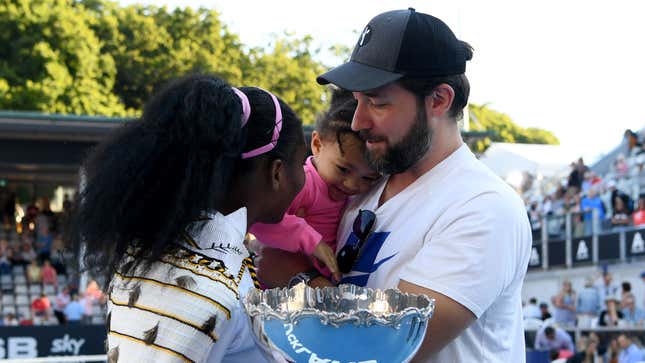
top-left (468, 103), bottom-right (559, 153)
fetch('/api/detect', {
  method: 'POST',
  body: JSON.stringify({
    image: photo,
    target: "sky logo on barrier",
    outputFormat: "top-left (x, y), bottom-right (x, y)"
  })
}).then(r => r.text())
top-left (50, 334), bottom-right (85, 355)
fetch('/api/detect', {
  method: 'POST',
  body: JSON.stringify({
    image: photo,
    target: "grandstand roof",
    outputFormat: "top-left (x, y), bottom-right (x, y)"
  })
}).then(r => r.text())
top-left (479, 142), bottom-right (580, 178)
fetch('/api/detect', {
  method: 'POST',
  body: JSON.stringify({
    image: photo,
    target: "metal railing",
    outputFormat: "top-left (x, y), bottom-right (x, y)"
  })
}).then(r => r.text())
top-left (529, 209), bottom-right (645, 270)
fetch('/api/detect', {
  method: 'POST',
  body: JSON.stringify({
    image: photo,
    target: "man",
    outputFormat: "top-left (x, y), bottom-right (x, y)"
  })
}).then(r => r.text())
top-left (534, 326), bottom-right (575, 352)
top-left (524, 297), bottom-right (542, 320)
top-left (619, 287), bottom-right (645, 325)
top-left (577, 277), bottom-right (600, 327)
top-left (595, 271), bottom-right (619, 304)
top-left (316, 8), bottom-right (532, 362)
top-left (617, 334), bottom-right (645, 363)
top-left (540, 302), bottom-right (552, 321)
top-left (63, 294), bottom-right (84, 325)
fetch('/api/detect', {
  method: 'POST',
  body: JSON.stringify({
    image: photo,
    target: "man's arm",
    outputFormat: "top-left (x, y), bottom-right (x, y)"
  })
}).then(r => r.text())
top-left (398, 280), bottom-right (475, 361)
top-left (534, 330), bottom-right (543, 350)
top-left (562, 330), bottom-right (575, 352)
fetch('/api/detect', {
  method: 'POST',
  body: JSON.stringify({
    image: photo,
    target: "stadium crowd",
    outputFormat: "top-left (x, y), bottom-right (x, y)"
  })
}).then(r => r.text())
top-left (0, 192), bottom-right (106, 326)
top-left (526, 130), bottom-right (645, 240)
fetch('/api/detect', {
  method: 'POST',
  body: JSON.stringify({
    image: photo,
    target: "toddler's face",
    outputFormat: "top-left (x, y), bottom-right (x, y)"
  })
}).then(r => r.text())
top-left (312, 131), bottom-right (381, 201)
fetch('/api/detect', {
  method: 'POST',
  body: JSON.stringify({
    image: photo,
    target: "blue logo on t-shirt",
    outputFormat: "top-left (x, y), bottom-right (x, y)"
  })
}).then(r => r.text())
top-left (339, 231), bottom-right (396, 286)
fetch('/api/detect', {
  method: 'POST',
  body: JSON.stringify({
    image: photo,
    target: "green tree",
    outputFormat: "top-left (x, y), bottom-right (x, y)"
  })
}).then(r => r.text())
top-left (89, 4), bottom-right (249, 110)
top-left (468, 103), bottom-right (559, 153)
top-left (244, 34), bottom-right (328, 124)
top-left (0, 0), bottom-right (127, 115)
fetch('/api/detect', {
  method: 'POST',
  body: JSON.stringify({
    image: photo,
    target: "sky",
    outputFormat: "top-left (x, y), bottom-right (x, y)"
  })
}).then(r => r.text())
top-left (119, 0), bottom-right (645, 163)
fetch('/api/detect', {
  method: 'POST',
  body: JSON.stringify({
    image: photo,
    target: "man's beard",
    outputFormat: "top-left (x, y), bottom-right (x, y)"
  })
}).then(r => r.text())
top-left (361, 104), bottom-right (431, 175)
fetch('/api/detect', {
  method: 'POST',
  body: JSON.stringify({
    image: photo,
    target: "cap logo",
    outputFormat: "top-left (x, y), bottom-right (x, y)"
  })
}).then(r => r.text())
top-left (358, 25), bottom-right (372, 47)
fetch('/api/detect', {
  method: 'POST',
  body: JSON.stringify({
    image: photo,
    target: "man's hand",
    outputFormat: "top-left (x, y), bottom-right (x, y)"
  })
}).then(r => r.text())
top-left (398, 280), bottom-right (476, 361)
top-left (312, 242), bottom-right (341, 282)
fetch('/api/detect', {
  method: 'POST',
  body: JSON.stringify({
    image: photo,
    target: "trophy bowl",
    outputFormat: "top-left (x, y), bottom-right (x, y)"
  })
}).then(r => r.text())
top-left (244, 283), bottom-right (435, 363)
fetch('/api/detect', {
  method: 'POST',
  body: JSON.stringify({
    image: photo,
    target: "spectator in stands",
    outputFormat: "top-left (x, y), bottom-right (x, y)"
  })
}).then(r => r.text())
top-left (620, 281), bottom-right (633, 308)
top-left (582, 172), bottom-right (594, 194)
top-left (603, 337), bottom-right (621, 363)
top-left (78, 292), bottom-right (94, 324)
top-left (524, 297), bottom-right (542, 319)
top-left (63, 294), bottom-right (84, 325)
top-left (553, 280), bottom-right (576, 327)
top-left (611, 196), bottom-right (632, 229)
top-left (528, 201), bottom-right (542, 231)
top-left (624, 129), bottom-right (641, 155)
top-left (31, 293), bottom-right (51, 322)
top-left (550, 349), bottom-right (567, 363)
top-left (568, 162), bottom-right (582, 194)
top-left (620, 283), bottom-right (645, 326)
top-left (632, 196), bottom-right (645, 226)
top-left (0, 239), bottom-right (11, 275)
top-left (534, 325), bottom-right (575, 352)
top-left (599, 295), bottom-right (624, 326)
top-left (540, 302), bottom-right (553, 321)
top-left (41, 259), bottom-right (57, 286)
top-left (49, 237), bottom-right (67, 275)
top-left (37, 196), bottom-right (56, 234)
top-left (609, 181), bottom-right (634, 215)
top-left (581, 187), bottom-right (606, 235)
top-left (565, 192), bottom-right (585, 237)
top-left (567, 335), bottom-right (599, 363)
top-left (552, 187), bottom-right (567, 215)
top-left (596, 271), bottom-right (620, 303)
top-left (53, 286), bottom-right (70, 325)
top-left (3, 313), bottom-right (18, 326)
top-left (35, 222), bottom-right (53, 264)
top-left (615, 154), bottom-right (630, 177)
top-left (26, 259), bottom-right (41, 284)
top-left (84, 279), bottom-right (104, 302)
top-left (617, 334), bottom-right (645, 363)
top-left (19, 242), bottom-right (36, 265)
top-left (20, 199), bottom-right (38, 234)
top-left (577, 277), bottom-right (601, 325)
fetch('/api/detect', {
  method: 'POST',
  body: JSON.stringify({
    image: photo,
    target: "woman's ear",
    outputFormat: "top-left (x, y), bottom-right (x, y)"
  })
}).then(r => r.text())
top-left (269, 158), bottom-right (285, 191)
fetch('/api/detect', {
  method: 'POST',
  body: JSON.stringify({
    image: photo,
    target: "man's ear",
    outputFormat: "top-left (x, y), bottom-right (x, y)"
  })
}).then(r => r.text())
top-left (311, 131), bottom-right (323, 156)
top-left (269, 158), bottom-right (285, 191)
top-left (425, 83), bottom-right (455, 118)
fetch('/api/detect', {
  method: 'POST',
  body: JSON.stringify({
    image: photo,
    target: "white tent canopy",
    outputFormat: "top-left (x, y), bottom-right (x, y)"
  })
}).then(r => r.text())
top-left (479, 142), bottom-right (580, 180)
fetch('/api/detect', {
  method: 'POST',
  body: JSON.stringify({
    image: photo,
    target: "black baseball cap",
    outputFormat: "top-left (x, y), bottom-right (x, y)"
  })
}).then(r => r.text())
top-left (317, 8), bottom-right (471, 92)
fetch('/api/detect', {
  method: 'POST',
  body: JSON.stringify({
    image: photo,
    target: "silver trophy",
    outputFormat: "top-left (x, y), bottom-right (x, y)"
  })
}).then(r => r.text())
top-left (244, 283), bottom-right (435, 363)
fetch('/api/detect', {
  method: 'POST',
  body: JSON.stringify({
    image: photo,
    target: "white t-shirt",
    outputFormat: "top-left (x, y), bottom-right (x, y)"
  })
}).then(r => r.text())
top-left (336, 144), bottom-right (532, 363)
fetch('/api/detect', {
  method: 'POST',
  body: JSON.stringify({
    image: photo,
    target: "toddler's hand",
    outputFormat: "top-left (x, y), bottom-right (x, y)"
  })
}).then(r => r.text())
top-left (312, 242), bottom-right (341, 283)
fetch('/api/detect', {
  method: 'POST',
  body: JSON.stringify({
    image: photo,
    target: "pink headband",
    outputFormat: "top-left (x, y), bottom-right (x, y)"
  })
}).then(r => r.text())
top-left (232, 88), bottom-right (251, 127)
top-left (232, 87), bottom-right (283, 159)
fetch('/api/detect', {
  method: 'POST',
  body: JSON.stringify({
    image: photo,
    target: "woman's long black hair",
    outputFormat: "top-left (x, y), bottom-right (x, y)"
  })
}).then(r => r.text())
top-left (67, 74), bottom-right (304, 280)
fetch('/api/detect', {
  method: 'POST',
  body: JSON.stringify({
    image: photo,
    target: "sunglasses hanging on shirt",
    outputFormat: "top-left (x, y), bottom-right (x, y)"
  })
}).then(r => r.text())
top-left (337, 209), bottom-right (376, 273)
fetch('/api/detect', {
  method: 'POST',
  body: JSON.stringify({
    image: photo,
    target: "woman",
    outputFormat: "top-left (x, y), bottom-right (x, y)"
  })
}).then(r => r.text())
top-left (552, 280), bottom-right (576, 327)
top-left (68, 75), bottom-right (307, 362)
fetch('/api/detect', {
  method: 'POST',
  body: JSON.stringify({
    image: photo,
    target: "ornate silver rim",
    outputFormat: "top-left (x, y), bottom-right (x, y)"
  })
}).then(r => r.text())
top-left (244, 283), bottom-right (435, 328)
